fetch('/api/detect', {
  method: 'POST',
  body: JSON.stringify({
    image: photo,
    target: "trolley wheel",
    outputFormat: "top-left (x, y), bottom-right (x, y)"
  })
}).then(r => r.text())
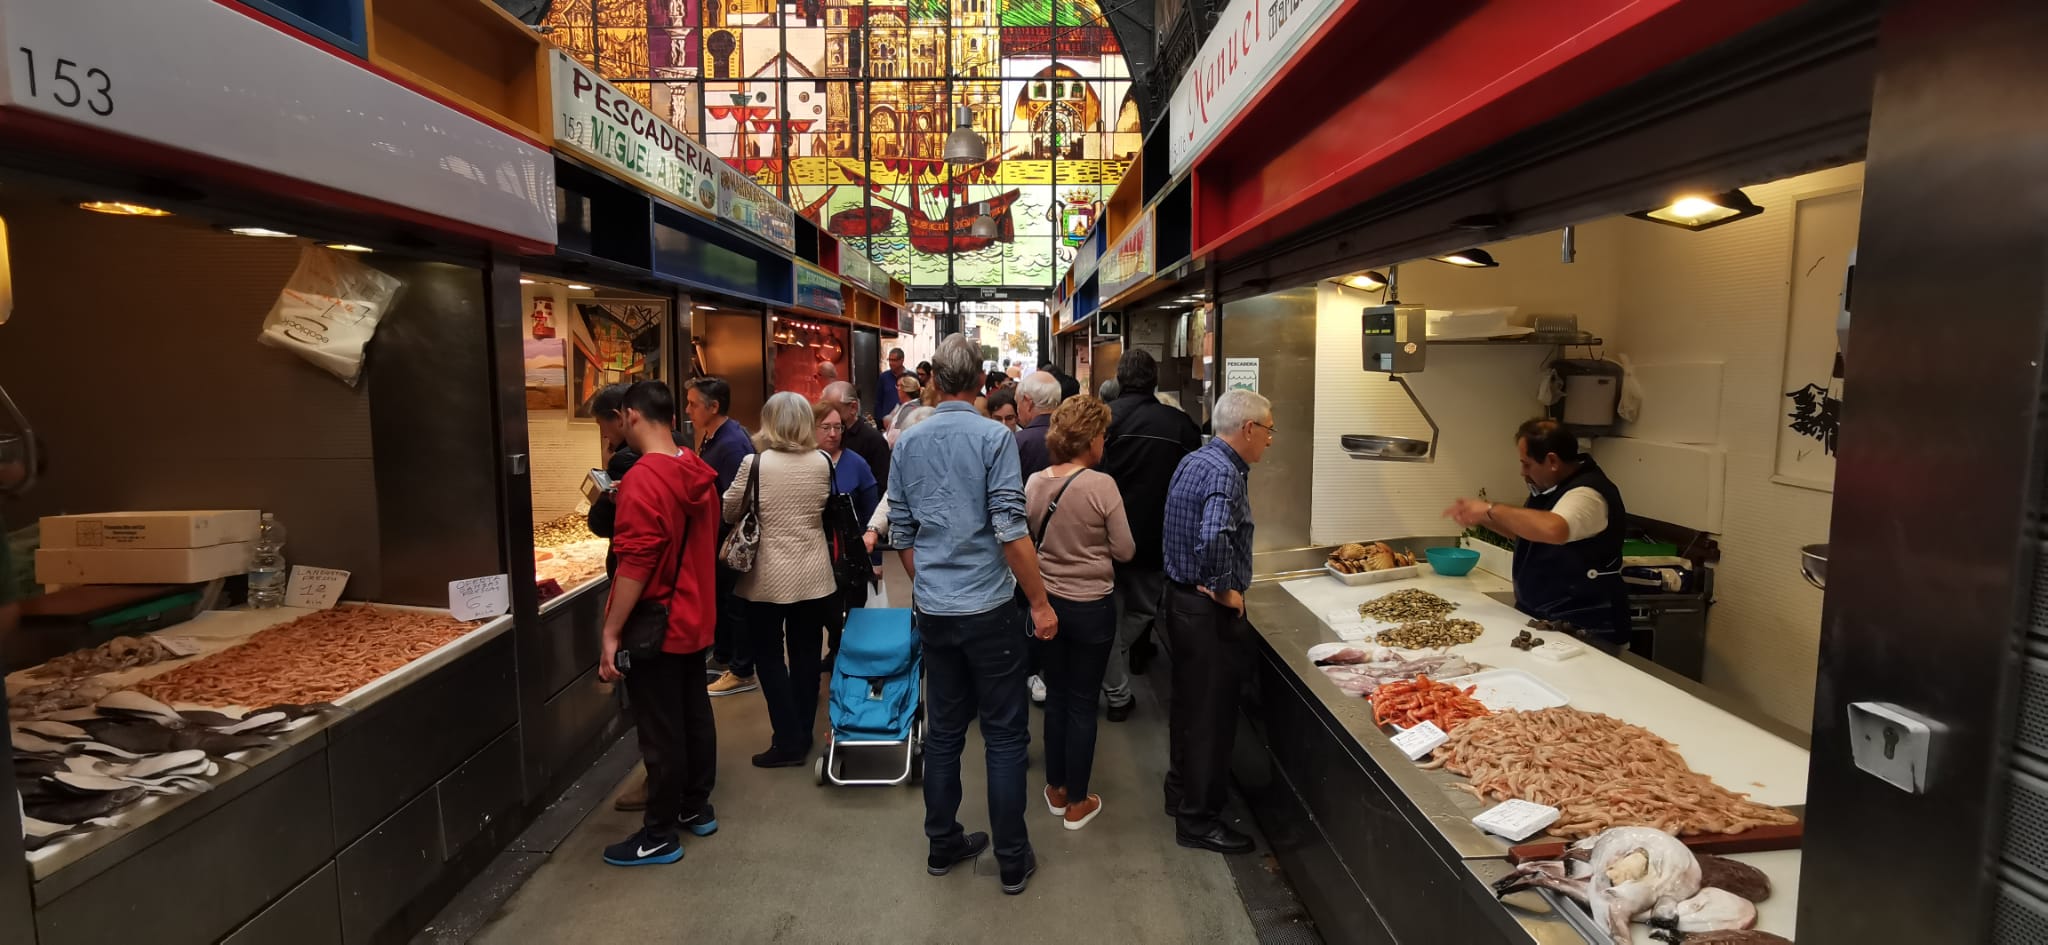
top-left (814, 756), bottom-right (827, 786)
top-left (908, 754), bottom-right (924, 785)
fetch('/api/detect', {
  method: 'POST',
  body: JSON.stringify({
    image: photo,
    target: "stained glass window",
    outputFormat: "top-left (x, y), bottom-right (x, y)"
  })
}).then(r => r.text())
top-left (543, 0), bottom-right (1135, 289)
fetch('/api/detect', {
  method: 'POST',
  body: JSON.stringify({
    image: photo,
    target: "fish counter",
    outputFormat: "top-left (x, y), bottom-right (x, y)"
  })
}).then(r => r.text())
top-left (0, 600), bottom-right (578, 945)
top-left (1235, 547), bottom-right (1808, 945)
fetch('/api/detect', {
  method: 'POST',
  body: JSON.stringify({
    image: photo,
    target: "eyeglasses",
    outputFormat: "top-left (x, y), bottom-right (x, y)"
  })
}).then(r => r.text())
top-left (819, 423), bottom-right (844, 433)
top-left (1251, 421), bottom-right (1277, 437)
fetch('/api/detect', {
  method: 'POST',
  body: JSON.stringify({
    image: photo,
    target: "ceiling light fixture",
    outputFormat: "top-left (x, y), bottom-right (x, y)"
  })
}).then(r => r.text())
top-left (1342, 271), bottom-right (1389, 291)
top-left (970, 202), bottom-right (999, 239)
top-left (566, 283), bottom-right (593, 291)
top-left (79, 201), bottom-right (171, 217)
top-left (325, 243), bottom-right (374, 253)
top-left (229, 227), bottom-right (297, 238)
top-left (1628, 189), bottom-right (1763, 231)
top-left (944, 105), bottom-right (989, 166)
top-left (1433, 248), bottom-right (1499, 269)
top-left (519, 278), bottom-right (537, 285)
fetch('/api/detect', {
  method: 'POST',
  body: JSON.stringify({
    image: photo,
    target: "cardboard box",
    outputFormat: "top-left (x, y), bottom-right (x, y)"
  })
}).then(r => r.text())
top-left (36, 542), bottom-right (253, 585)
top-left (39, 510), bottom-right (261, 550)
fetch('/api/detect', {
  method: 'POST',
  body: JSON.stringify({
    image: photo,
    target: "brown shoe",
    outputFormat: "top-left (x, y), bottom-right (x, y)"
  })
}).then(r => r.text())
top-left (1044, 784), bottom-right (1067, 816)
top-left (1063, 794), bottom-right (1102, 831)
top-left (613, 770), bottom-right (648, 812)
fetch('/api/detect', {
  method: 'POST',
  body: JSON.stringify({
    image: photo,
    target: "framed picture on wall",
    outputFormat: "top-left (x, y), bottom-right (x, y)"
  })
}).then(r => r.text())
top-left (569, 299), bottom-right (666, 419)
top-left (524, 293), bottom-right (568, 412)
top-left (1772, 186), bottom-right (1860, 492)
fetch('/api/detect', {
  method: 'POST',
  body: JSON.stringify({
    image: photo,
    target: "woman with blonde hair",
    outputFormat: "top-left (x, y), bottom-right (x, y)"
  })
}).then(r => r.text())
top-left (1025, 395), bottom-right (1133, 830)
top-left (887, 375), bottom-right (923, 442)
top-left (724, 391), bottom-right (837, 768)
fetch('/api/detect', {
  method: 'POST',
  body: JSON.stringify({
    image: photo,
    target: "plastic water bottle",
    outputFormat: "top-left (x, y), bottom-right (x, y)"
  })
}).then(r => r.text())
top-left (248, 513), bottom-right (288, 608)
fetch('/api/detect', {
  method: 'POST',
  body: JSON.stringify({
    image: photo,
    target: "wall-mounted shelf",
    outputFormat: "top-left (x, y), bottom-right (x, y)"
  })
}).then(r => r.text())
top-left (1430, 336), bottom-right (1604, 347)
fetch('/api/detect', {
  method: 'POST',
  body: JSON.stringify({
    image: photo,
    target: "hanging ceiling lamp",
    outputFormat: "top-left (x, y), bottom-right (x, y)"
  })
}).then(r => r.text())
top-left (944, 105), bottom-right (988, 166)
top-left (970, 202), bottom-right (999, 239)
top-left (1433, 248), bottom-right (1499, 268)
top-left (1628, 189), bottom-right (1764, 231)
top-left (1341, 271), bottom-right (1389, 291)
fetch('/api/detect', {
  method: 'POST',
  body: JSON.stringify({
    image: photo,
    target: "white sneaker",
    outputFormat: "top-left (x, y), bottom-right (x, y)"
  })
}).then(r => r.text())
top-left (1029, 674), bottom-right (1047, 704)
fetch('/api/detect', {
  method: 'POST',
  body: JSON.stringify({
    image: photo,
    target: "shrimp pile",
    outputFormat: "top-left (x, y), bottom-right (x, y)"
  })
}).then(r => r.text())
top-left (1369, 675), bottom-right (1492, 730)
top-left (1422, 706), bottom-right (1799, 839)
top-left (135, 607), bottom-right (472, 707)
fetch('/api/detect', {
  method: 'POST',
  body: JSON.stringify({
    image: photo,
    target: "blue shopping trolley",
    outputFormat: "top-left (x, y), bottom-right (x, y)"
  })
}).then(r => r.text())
top-left (816, 607), bottom-right (923, 787)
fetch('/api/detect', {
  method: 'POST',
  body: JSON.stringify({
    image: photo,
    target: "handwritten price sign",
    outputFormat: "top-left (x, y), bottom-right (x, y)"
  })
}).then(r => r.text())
top-left (448, 575), bottom-right (511, 622)
top-left (285, 566), bottom-right (350, 610)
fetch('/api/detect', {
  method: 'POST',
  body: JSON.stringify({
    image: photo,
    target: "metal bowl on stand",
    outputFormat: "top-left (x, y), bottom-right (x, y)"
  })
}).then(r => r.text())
top-left (1341, 434), bottom-right (1432, 462)
top-left (1800, 543), bottom-right (1828, 589)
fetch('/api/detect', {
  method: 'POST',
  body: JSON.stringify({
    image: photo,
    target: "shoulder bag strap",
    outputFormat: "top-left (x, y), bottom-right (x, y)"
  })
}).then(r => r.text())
top-left (819, 450), bottom-right (841, 496)
top-left (743, 453), bottom-right (762, 519)
top-left (1032, 470), bottom-right (1085, 549)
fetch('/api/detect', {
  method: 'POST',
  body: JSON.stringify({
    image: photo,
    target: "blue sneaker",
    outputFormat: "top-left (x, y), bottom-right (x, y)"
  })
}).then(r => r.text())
top-left (680, 805), bottom-right (719, 837)
top-left (603, 827), bottom-right (683, 867)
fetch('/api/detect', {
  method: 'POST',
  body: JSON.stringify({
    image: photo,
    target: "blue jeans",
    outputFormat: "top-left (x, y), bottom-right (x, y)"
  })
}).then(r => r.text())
top-left (918, 604), bottom-right (1032, 869)
top-left (1043, 594), bottom-right (1116, 798)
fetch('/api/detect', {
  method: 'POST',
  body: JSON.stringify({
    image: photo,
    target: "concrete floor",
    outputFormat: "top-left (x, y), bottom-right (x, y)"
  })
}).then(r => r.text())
top-left (468, 568), bottom-right (1265, 945)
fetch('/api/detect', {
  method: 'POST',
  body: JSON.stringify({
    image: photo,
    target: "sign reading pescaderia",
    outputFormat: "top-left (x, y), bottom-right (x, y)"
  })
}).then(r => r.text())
top-left (553, 51), bottom-right (722, 216)
top-left (1166, 0), bottom-right (1345, 175)
top-left (1098, 212), bottom-right (1155, 302)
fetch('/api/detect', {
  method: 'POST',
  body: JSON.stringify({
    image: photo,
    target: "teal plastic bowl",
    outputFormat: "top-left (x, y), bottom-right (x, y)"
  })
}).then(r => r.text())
top-left (1426, 547), bottom-right (1480, 576)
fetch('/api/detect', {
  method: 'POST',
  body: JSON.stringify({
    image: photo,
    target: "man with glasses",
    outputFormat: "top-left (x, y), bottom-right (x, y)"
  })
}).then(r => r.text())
top-left (876, 347), bottom-right (910, 424)
top-left (1159, 388), bottom-right (1273, 856)
top-left (986, 387), bottom-right (1019, 431)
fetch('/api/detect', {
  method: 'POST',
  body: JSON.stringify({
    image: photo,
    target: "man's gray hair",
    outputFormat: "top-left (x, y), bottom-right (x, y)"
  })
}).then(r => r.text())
top-left (894, 405), bottom-right (936, 436)
top-left (820, 380), bottom-right (856, 407)
top-left (1016, 371), bottom-right (1061, 410)
top-left (1213, 388), bottom-right (1272, 438)
top-left (931, 333), bottom-right (981, 395)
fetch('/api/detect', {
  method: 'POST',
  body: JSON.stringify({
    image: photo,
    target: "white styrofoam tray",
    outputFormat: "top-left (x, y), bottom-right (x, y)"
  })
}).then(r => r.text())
top-left (1438, 669), bottom-right (1570, 712)
top-left (1324, 562), bottom-right (1423, 586)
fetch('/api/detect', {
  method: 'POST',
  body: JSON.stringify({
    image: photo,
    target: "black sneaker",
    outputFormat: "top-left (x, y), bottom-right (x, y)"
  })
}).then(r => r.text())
top-left (602, 826), bottom-right (683, 867)
top-left (679, 805), bottom-right (718, 837)
top-left (927, 831), bottom-right (990, 875)
top-left (1000, 852), bottom-right (1038, 895)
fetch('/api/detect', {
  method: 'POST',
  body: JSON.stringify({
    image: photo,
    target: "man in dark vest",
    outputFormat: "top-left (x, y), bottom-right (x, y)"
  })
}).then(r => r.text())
top-left (1445, 419), bottom-right (1632, 647)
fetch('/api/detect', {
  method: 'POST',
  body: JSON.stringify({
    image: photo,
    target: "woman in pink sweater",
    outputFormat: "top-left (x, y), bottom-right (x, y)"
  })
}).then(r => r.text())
top-left (1023, 396), bottom-right (1134, 831)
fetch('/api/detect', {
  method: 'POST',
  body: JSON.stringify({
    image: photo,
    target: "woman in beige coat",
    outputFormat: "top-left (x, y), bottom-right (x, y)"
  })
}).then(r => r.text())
top-left (724, 392), bottom-right (837, 768)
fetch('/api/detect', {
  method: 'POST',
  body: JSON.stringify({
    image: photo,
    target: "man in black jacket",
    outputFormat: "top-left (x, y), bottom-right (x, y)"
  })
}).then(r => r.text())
top-left (820, 381), bottom-right (889, 495)
top-left (1097, 349), bottom-right (1202, 721)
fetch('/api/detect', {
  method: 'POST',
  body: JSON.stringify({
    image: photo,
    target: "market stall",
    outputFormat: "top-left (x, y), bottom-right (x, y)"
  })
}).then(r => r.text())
top-left (1237, 544), bottom-right (1807, 945)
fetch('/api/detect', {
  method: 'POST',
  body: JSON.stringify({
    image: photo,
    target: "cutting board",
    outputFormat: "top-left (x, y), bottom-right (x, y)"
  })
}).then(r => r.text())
top-left (1508, 820), bottom-right (1803, 863)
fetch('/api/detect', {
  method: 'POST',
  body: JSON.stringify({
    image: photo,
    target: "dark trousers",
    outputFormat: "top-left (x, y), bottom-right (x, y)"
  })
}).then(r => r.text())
top-left (919, 604), bottom-right (1032, 869)
top-left (1163, 582), bottom-right (1254, 828)
top-left (712, 565), bottom-right (754, 677)
top-left (624, 647), bottom-right (717, 831)
top-left (1042, 594), bottom-right (1116, 798)
top-left (747, 595), bottom-right (834, 752)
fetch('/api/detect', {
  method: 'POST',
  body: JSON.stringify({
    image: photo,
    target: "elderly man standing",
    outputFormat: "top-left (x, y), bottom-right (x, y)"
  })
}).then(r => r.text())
top-left (876, 347), bottom-right (909, 423)
top-left (890, 333), bottom-right (1061, 896)
top-left (1160, 388), bottom-right (1273, 856)
top-left (1099, 349), bottom-right (1202, 722)
top-left (1013, 370), bottom-right (1063, 479)
top-left (820, 380), bottom-right (890, 495)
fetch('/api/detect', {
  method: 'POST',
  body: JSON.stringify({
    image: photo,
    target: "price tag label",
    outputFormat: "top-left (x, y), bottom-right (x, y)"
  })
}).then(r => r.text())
top-left (1389, 720), bottom-right (1448, 760)
top-left (448, 575), bottom-right (511, 622)
top-left (1472, 799), bottom-right (1562, 841)
top-left (285, 566), bottom-right (350, 610)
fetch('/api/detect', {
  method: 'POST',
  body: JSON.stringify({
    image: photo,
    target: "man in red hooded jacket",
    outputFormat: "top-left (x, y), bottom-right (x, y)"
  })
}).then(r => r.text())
top-left (598, 380), bottom-right (722, 867)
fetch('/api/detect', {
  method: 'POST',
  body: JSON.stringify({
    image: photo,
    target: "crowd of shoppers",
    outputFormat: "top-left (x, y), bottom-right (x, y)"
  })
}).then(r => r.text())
top-left (586, 338), bottom-right (1271, 890)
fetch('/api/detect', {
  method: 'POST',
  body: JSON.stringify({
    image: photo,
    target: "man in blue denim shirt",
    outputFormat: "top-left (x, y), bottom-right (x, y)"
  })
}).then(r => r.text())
top-left (889, 333), bottom-right (1060, 895)
top-left (1160, 388), bottom-right (1273, 856)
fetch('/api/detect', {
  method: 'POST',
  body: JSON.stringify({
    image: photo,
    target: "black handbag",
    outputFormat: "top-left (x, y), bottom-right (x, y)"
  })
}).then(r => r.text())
top-left (616, 512), bottom-right (688, 675)
top-left (820, 451), bottom-right (870, 601)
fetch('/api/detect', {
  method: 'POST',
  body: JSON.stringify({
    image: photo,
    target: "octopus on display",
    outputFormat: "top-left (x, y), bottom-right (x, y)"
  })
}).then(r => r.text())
top-left (133, 606), bottom-right (472, 707)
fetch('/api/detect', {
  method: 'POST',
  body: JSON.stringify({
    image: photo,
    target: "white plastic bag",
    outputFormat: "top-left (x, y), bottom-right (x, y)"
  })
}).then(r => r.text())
top-left (1615, 353), bottom-right (1644, 422)
top-left (1537, 368), bottom-right (1564, 405)
top-left (257, 246), bottom-right (403, 386)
